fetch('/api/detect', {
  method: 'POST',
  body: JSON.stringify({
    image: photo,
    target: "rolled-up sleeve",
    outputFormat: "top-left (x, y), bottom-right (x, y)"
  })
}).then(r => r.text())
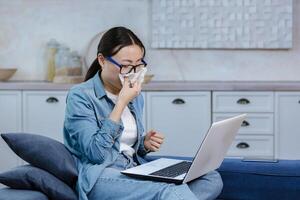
top-left (64, 88), bottom-right (124, 164)
top-left (137, 135), bottom-right (149, 156)
top-left (135, 95), bottom-right (149, 157)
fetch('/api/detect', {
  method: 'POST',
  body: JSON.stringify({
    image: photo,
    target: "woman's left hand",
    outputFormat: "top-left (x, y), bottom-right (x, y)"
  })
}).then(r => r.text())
top-left (144, 130), bottom-right (164, 152)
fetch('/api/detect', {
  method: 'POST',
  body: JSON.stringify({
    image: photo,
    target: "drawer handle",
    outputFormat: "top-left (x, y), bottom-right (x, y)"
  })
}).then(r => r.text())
top-left (46, 97), bottom-right (59, 103)
top-left (236, 142), bottom-right (250, 149)
top-left (241, 120), bottom-right (250, 127)
top-left (237, 98), bottom-right (250, 105)
top-left (172, 98), bottom-right (185, 105)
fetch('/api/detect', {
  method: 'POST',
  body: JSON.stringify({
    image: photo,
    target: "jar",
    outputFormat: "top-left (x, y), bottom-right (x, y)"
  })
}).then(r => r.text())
top-left (46, 39), bottom-right (59, 81)
top-left (54, 45), bottom-right (71, 76)
top-left (68, 51), bottom-right (82, 76)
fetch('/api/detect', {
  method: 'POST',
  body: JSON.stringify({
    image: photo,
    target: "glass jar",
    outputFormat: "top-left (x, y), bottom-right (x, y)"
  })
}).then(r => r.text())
top-left (46, 39), bottom-right (59, 81)
top-left (55, 45), bottom-right (71, 76)
top-left (68, 51), bottom-right (82, 76)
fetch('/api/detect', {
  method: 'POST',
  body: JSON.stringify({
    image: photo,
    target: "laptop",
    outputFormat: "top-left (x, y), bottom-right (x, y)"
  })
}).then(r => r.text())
top-left (121, 114), bottom-right (246, 184)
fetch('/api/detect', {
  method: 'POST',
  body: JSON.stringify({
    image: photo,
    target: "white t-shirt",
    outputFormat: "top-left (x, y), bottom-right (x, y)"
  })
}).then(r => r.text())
top-left (106, 90), bottom-right (137, 157)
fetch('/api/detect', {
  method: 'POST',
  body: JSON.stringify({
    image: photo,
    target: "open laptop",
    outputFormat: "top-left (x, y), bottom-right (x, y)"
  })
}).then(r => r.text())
top-left (121, 114), bottom-right (246, 184)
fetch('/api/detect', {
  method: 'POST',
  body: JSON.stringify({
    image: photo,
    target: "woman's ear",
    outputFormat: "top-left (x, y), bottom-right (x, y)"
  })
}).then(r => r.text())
top-left (97, 54), bottom-right (105, 67)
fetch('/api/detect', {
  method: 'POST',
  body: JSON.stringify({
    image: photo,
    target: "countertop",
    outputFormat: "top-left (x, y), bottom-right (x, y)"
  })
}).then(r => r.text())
top-left (1, 81), bottom-right (300, 91)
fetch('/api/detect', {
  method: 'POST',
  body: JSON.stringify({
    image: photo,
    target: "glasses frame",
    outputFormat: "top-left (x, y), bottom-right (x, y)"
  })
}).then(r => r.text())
top-left (106, 56), bottom-right (147, 75)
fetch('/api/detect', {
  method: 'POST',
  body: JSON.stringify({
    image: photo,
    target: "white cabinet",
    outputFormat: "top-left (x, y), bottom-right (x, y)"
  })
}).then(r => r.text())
top-left (213, 91), bottom-right (275, 158)
top-left (0, 91), bottom-right (22, 174)
top-left (23, 91), bottom-right (68, 142)
top-left (275, 92), bottom-right (300, 159)
top-left (146, 92), bottom-right (211, 157)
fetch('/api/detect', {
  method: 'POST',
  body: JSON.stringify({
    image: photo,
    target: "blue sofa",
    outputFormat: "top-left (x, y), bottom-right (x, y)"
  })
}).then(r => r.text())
top-left (1, 133), bottom-right (300, 200)
top-left (147, 156), bottom-right (300, 200)
top-left (1, 157), bottom-right (300, 200)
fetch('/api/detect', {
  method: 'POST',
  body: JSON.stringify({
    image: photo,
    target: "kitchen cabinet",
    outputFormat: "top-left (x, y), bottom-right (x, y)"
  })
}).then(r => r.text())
top-left (275, 92), bottom-right (300, 159)
top-left (2, 85), bottom-right (300, 173)
top-left (213, 91), bottom-right (275, 158)
top-left (0, 91), bottom-right (22, 175)
top-left (146, 92), bottom-right (211, 157)
top-left (22, 91), bottom-right (68, 142)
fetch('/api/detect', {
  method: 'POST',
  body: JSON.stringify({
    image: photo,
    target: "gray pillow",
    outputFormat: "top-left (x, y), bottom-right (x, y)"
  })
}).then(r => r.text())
top-left (1, 133), bottom-right (78, 187)
top-left (0, 165), bottom-right (77, 200)
top-left (0, 188), bottom-right (49, 200)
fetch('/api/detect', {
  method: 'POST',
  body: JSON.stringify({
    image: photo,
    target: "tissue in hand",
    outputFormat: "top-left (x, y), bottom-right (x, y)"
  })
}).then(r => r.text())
top-left (119, 68), bottom-right (147, 85)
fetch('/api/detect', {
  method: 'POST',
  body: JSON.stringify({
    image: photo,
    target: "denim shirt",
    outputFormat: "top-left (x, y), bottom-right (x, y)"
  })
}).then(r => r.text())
top-left (63, 71), bottom-right (149, 200)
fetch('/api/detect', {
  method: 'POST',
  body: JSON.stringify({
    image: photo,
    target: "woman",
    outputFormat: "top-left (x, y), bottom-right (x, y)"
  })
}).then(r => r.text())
top-left (63, 26), bottom-right (223, 200)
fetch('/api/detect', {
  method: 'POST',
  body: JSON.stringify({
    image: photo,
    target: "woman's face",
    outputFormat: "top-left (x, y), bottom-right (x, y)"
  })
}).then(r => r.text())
top-left (99, 44), bottom-right (144, 91)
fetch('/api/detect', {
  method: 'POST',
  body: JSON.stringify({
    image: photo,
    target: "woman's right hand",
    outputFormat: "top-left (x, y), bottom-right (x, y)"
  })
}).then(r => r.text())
top-left (117, 77), bottom-right (142, 107)
top-left (110, 77), bottom-right (141, 123)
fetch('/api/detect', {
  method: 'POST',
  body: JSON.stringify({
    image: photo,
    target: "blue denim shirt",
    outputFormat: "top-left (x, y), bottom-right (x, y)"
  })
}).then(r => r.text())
top-left (63, 72), bottom-right (148, 200)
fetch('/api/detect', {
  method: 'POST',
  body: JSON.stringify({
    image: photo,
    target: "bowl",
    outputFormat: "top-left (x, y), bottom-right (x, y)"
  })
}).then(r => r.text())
top-left (0, 68), bottom-right (17, 81)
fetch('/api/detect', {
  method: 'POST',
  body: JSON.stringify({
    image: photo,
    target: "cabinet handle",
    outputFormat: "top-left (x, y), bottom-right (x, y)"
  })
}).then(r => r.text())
top-left (46, 97), bottom-right (59, 103)
top-left (236, 142), bottom-right (250, 149)
top-left (241, 120), bottom-right (250, 127)
top-left (298, 100), bottom-right (300, 104)
top-left (237, 98), bottom-right (250, 105)
top-left (172, 98), bottom-right (185, 105)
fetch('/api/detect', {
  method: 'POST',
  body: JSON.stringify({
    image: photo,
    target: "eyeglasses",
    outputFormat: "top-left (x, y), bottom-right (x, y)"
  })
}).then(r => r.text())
top-left (106, 56), bottom-right (147, 75)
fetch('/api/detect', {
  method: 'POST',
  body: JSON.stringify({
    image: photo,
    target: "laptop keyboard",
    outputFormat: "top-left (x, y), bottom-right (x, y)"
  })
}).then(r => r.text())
top-left (149, 161), bottom-right (192, 178)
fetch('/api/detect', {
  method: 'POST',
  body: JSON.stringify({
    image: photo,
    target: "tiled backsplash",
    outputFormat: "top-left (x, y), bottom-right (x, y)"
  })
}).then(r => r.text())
top-left (152, 0), bottom-right (293, 49)
top-left (0, 0), bottom-right (299, 81)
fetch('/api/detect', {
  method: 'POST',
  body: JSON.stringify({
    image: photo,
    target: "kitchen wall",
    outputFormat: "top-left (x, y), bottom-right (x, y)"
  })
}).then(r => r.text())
top-left (0, 0), bottom-right (299, 81)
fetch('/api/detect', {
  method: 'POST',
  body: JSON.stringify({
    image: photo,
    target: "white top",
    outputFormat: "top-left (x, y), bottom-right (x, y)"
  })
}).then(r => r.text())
top-left (105, 90), bottom-right (137, 157)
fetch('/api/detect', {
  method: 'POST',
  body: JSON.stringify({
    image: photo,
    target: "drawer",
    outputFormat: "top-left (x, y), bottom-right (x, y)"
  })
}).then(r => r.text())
top-left (213, 92), bottom-right (274, 112)
top-left (227, 135), bottom-right (274, 157)
top-left (213, 113), bottom-right (274, 135)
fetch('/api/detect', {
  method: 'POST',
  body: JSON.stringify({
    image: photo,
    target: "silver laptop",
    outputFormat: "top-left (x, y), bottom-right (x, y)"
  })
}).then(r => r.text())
top-left (121, 114), bottom-right (246, 184)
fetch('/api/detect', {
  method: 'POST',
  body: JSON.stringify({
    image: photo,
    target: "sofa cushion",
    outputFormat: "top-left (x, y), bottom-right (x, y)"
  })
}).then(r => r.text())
top-left (218, 158), bottom-right (300, 200)
top-left (1, 133), bottom-right (78, 187)
top-left (0, 165), bottom-right (77, 200)
top-left (0, 188), bottom-right (49, 200)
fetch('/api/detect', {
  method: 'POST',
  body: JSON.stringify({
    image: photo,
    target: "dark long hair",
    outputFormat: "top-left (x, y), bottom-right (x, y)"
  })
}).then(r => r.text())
top-left (84, 27), bottom-right (146, 81)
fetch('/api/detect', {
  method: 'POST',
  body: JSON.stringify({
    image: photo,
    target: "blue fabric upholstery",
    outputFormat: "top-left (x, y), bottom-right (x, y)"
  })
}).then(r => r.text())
top-left (0, 188), bottom-right (49, 200)
top-left (218, 158), bottom-right (300, 200)
top-left (0, 154), bottom-right (299, 200)
top-left (146, 156), bottom-right (300, 200)
top-left (0, 165), bottom-right (77, 200)
top-left (1, 133), bottom-right (78, 187)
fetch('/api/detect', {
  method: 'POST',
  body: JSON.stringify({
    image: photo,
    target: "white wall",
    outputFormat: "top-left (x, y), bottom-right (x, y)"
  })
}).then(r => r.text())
top-left (0, 0), bottom-right (299, 81)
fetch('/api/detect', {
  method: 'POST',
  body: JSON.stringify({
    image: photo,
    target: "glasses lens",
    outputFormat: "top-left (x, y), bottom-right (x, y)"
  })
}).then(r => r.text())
top-left (120, 66), bottom-right (133, 74)
top-left (135, 64), bottom-right (146, 72)
top-left (120, 64), bottom-right (146, 74)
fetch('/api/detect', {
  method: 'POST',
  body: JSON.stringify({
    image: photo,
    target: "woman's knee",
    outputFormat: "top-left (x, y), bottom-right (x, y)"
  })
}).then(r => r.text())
top-left (205, 171), bottom-right (223, 196)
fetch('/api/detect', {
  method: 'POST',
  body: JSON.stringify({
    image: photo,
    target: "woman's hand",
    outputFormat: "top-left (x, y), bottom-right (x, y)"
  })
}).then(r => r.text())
top-left (110, 77), bottom-right (141, 123)
top-left (144, 130), bottom-right (165, 152)
top-left (117, 77), bottom-right (141, 107)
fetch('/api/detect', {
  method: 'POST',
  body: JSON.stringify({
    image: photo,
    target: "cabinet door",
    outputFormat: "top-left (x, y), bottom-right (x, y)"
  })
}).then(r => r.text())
top-left (0, 91), bottom-right (22, 174)
top-left (275, 92), bottom-right (300, 159)
top-left (23, 91), bottom-right (68, 142)
top-left (146, 92), bottom-right (211, 157)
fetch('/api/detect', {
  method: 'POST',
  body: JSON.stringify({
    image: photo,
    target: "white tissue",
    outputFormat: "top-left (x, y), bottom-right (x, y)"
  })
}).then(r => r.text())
top-left (119, 68), bottom-right (147, 85)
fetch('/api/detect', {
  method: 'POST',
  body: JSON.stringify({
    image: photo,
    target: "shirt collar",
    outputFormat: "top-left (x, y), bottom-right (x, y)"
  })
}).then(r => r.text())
top-left (92, 71), bottom-right (106, 99)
